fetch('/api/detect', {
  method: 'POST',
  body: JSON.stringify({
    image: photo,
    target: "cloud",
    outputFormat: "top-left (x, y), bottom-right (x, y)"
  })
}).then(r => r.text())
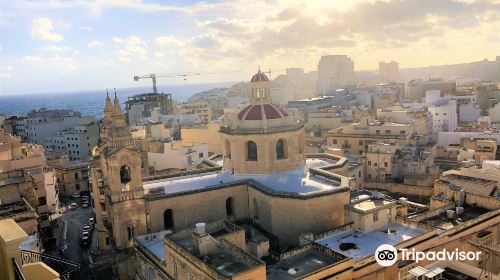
top-left (30, 17), bottom-right (63, 42)
top-left (113, 35), bottom-right (148, 61)
top-left (21, 55), bottom-right (43, 62)
top-left (79, 26), bottom-right (92, 32)
top-left (154, 36), bottom-right (183, 48)
top-left (88, 41), bottom-right (105, 48)
top-left (0, 65), bottom-right (13, 78)
top-left (42, 45), bottom-right (70, 52)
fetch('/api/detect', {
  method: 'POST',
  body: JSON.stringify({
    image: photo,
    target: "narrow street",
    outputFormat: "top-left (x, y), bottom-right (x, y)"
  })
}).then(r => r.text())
top-left (49, 197), bottom-right (96, 280)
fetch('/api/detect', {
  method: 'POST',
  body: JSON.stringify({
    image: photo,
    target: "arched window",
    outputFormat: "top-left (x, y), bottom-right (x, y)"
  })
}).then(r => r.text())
top-left (247, 141), bottom-right (257, 161)
top-left (276, 139), bottom-right (285, 160)
top-left (253, 198), bottom-right (259, 220)
top-left (164, 209), bottom-right (174, 230)
top-left (120, 166), bottom-right (131, 191)
top-left (226, 197), bottom-right (234, 217)
top-left (225, 140), bottom-right (231, 159)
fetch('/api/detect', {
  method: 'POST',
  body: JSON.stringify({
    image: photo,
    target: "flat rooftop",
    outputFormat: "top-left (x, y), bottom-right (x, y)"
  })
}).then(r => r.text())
top-left (266, 249), bottom-right (338, 280)
top-left (52, 160), bottom-right (89, 170)
top-left (144, 158), bottom-right (347, 196)
top-left (418, 205), bottom-right (490, 230)
top-left (315, 223), bottom-right (425, 261)
top-left (346, 198), bottom-right (395, 213)
top-left (0, 175), bottom-right (27, 187)
top-left (204, 250), bottom-right (255, 276)
top-left (136, 233), bottom-right (166, 262)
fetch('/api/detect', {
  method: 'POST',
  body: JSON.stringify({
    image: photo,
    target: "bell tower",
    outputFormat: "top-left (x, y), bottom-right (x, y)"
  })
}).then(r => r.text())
top-left (91, 93), bottom-right (148, 250)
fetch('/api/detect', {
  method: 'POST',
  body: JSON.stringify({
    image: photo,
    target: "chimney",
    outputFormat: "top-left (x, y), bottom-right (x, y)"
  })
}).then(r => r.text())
top-left (192, 223), bottom-right (217, 256)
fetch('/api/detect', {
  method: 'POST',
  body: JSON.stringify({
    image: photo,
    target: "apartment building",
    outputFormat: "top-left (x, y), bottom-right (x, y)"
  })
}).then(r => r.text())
top-left (179, 101), bottom-right (212, 124)
top-left (327, 116), bottom-right (416, 155)
top-left (45, 122), bottom-right (99, 161)
top-left (52, 160), bottom-right (90, 196)
top-left (125, 92), bottom-right (173, 125)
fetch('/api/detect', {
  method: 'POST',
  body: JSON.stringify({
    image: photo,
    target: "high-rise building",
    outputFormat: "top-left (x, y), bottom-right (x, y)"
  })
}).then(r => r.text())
top-left (379, 60), bottom-right (399, 82)
top-left (317, 55), bottom-right (355, 95)
top-left (125, 92), bottom-right (173, 125)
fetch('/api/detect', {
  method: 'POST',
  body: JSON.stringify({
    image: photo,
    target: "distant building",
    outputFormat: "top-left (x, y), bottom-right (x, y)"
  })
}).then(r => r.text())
top-left (428, 99), bottom-right (457, 140)
top-left (179, 101), bottom-right (212, 124)
top-left (52, 160), bottom-right (90, 196)
top-left (379, 60), bottom-right (399, 82)
top-left (317, 55), bottom-right (355, 95)
top-left (45, 122), bottom-right (99, 161)
top-left (407, 79), bottom-right (456, 102)
top-left (125, 92), bottom-right (173, 125)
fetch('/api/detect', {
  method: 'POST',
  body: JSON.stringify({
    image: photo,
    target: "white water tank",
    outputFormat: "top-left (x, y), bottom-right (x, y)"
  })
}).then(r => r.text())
top-left (456, 207), bottom-right (464, 215)
top-left (399, 197), bottom-right (408, 205)
top-left (447, 210), bottom-right (455, 219)
top-left (195, 223), bottom-right (206, 235)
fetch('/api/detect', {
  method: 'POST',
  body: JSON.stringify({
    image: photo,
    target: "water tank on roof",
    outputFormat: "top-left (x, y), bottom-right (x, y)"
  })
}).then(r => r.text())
top-left (447, 210), bottom-right (455, 219)
top-left (456, 207), bottom-right (464, 215)
top-left (195, 223), bottom-right (206, 235)
top-left (399, 197), bottom-right (408, 205)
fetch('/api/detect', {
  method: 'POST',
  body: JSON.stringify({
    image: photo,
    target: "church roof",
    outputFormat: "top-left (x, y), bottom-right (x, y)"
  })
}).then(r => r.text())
top-left (237, 104), bottom-right (288, 121)
top-left (250, 70), bottom-right (269, 82)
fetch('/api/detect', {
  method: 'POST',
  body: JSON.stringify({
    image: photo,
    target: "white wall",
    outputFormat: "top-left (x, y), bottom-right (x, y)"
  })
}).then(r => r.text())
top-left (428, 100), bottom-right (457, 140)
top-left (148, 142), bottom-right (208, 171)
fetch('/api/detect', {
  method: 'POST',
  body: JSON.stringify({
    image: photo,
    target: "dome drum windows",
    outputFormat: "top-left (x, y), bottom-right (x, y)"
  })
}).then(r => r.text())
top-left (247, 141), bottom-right (257, 161)
top-left (276, 139), bottom-right (287, 160)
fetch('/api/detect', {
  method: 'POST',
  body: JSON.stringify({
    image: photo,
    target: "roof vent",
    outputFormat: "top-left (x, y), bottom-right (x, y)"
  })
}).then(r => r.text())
top-left (195, 222), bottom-right (206, 235)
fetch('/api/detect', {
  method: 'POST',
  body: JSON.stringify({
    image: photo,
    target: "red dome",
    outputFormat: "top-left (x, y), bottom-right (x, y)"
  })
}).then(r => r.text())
top-left (237, 104), bottom-right (288, 120)
top-left (251, 71), bottom-right (269, 82)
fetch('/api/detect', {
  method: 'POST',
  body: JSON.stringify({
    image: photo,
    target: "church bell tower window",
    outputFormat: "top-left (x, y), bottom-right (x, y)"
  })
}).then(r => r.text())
top-left (120, 165), bottom-right (131, 191)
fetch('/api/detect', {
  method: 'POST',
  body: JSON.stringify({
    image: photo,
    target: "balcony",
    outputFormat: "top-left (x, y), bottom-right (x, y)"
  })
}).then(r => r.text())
top-left (20, 250), bottom-right (80, 280)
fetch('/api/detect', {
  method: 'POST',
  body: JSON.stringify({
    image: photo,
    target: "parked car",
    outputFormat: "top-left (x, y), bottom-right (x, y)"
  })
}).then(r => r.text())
top-left (82, 202), bottom-right (89, 208)
top-left (89, 217), bottom-right (95, 224)
top-left (80, 236), bottom-right (90, 247)
top-left (82, 224), bottom-right (92, 232)
top-left (69, 203), bottom-right (77, 210)
top-left (72, 192), bottom-right (80, 198)
top-left (81, 196), bottom-right (89, 202)
top-left (81, 231), bottom-right (90, 238)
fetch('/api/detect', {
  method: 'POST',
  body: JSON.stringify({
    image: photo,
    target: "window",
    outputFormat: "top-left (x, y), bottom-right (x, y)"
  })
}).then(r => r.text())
top-left (226, 197), bottom-right (234, 217)
top-left (359, 140), bottom-right (363, 145)
top-left (384, 162), bottom-right (388, 167)
top-left (247, 141), bottom-right (257, 161)
top-left (105, 237), bottom-right (110, 245)
top-left (127, 227), bottom-right (134, 241)
top-left (164, 209), bottom-right (174, 229)
top-left (368, 161), bottom-right (371, 165)
top-left (253, 198), bottom-right (259, 220)
top-left (373, 212), bottom-right (378, 222)
top-left (400, 130), bottom-right (405, 135)
top-left (332, 139), bottom-right (337, 145)
top-left (225, 140), bottom-right (231, 159)
top-left (376, 130), bottom-right (380, 135)
top-left (276, 139), bottom-right (285, 160)
top-left (385, 130), bottom-right (391, 134)
top-left (100, 203), bottom-right (106, 211)
top-left (74, 172), bottom-right (79, 179)
top-left (120, 166), bottom-right (131, 191)
top-left (199, 152), bottom-right (204, 158)
top-left (75, 183), bottom-right (80, 191)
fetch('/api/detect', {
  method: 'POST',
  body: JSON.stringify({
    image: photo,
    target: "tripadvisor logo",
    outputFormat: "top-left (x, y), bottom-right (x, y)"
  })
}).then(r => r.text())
top-left (375, 244), bottom-right (398, 267)
top-left (375, 244), bottom-right (482, 267)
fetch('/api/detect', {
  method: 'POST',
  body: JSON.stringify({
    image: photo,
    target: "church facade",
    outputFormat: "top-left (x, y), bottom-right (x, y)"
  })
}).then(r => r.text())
top-left (90, 71), bottom-right (352, 278)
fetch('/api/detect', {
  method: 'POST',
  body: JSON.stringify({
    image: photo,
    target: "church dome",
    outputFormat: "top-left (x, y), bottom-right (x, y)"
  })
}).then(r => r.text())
top-left (237, 104), bottom-right (288, 121)
top-left (250, 70), bottom-right (269, 82)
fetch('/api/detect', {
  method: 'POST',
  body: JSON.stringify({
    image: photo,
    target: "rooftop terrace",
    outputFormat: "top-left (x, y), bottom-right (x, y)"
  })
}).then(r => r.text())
top-left (144, 157), bottom-right (349, 198)
top-left (266, 248), bottom-right (339, 279)
top-left (418, 205), bottom-right (490, 230)
top-left (315, 223), bottom-right (425, 261)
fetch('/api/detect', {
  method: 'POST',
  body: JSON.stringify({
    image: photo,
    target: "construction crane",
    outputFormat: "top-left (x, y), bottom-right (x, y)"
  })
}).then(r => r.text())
top-left (134, 71), bottom-right (240, 94)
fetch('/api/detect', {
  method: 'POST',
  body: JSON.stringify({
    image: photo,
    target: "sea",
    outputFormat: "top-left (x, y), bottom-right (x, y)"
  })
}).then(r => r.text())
top-left (0, 82), bottom-right (234, 118)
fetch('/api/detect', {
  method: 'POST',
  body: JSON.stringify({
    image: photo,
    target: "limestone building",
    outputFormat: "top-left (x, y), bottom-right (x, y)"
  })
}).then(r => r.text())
top-left (91, 71), bottom-right (352, 278)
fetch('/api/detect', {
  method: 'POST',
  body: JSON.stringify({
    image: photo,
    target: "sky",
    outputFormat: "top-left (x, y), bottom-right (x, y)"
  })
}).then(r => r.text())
top-left (0, 0), bottom-right (499, 95)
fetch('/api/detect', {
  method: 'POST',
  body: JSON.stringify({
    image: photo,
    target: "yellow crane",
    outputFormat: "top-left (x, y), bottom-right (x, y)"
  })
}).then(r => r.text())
top-left (133, 71), bottom-right (241, 94)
